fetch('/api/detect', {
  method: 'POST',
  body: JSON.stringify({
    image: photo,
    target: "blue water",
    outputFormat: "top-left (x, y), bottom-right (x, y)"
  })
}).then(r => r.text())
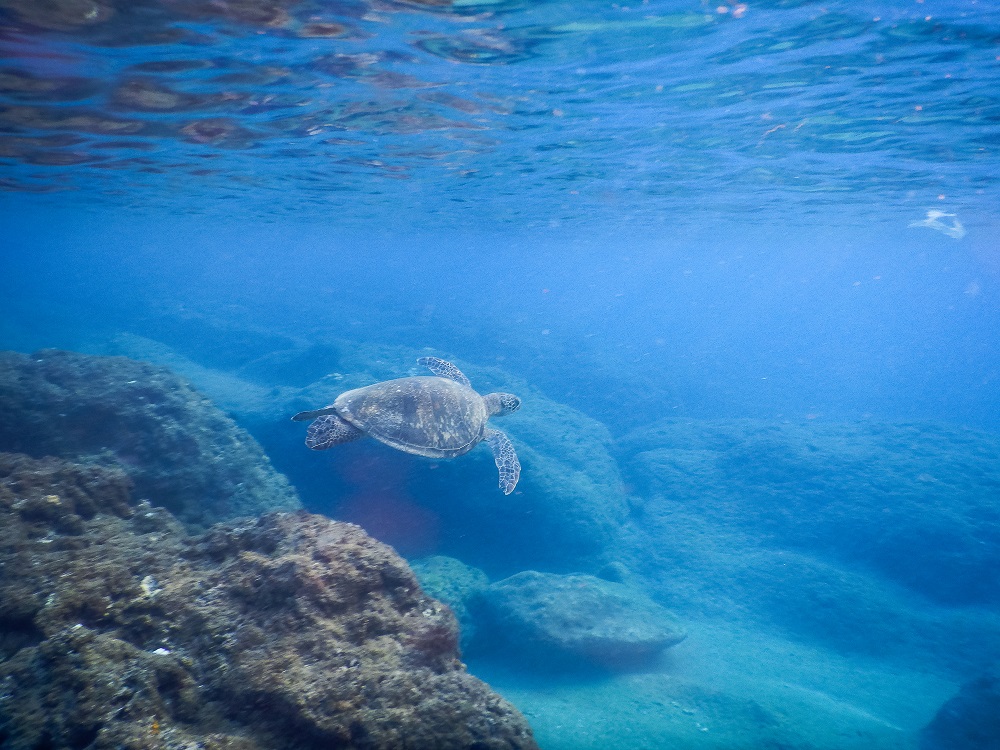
top-left (3, 0), bottom-right (1000, 747)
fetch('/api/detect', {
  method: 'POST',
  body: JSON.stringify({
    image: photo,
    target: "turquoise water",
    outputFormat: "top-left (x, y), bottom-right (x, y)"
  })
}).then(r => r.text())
top-left (3, 0), bottom-right (1000, 747)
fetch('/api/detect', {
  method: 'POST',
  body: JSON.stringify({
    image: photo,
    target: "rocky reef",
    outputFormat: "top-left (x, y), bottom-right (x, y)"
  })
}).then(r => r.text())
top-left (66, 333), bottom-right (1000, 733)
top-left (0, 349), bottom-right (300, 525)
top-left (0, 451), bottom-right (538, 750)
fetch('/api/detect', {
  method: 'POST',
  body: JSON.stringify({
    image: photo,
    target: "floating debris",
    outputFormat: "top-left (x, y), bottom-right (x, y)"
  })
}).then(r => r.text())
top-left (908, 209), bottom-right (966, 240)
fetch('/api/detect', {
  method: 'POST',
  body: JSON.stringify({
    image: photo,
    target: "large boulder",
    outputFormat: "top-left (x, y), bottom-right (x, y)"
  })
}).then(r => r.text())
top-left (0, 349), bottom-right (300, 525)
top-left (0, 452), bottom-right (538, 750)
top-left (474, 571), bottom-right (686, 669)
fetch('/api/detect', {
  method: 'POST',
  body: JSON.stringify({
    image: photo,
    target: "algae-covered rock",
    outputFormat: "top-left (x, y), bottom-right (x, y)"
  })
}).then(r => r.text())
top-left (0, 452), bottom-right (538, 750)
top-left (475, 571), bottom-right (686, 669)
top-left (0, 349), bottom-right (300, 525)
top-left (410, 555), bottom-right (490, 648)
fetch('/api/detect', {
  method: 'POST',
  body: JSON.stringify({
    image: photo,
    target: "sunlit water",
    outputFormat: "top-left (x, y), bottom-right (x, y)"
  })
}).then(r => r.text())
top-left (3, 0), bottom-right (999, 226)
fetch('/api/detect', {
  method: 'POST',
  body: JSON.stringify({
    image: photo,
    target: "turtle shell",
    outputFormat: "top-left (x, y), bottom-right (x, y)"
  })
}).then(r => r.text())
top-left (334, 376), bottom-right (487, 458)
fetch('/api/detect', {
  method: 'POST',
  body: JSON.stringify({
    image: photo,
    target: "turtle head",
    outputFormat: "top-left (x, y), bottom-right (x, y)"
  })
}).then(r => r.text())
top-left (484, 392), bottom-right (520, 417)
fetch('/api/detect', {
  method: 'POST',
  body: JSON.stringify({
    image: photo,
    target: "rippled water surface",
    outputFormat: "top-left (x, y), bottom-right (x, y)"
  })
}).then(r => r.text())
top-left (3, 0), bottom-right (999, 226)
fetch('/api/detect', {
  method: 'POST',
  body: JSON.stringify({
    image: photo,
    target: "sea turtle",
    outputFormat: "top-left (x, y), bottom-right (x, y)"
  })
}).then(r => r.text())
top-left (291, 357), bottom-right (522, 494)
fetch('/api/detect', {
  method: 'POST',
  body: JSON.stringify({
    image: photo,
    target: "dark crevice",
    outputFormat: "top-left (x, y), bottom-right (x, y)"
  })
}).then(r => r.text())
top-left (0, 616), bottom-right (44, 661)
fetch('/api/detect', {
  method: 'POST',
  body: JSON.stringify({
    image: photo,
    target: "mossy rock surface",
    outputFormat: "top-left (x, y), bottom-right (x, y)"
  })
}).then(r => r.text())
top-left (0, 349), bottom-right (300, 525)
top-left (411, 555), bottom-right (490, 648)
top-left (0, 453), bottom-right (538, 750)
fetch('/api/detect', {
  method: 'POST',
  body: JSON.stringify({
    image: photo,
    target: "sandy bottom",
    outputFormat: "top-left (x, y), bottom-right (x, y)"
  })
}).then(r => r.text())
top-left (469, 618), bottom-right (955, 750)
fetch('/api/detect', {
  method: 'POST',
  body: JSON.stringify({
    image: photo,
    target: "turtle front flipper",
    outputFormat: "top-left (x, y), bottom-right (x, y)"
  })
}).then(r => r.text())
top-left (484, 428), bottom-right (521, 495)
top-left (417, 357), bottom-right (471, 388)
top-left (305, 414), bottom-right (364, 450)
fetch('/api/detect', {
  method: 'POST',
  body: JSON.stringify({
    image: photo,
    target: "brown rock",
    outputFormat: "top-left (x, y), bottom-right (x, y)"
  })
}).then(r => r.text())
top-left (0, 453), bottom-right (537, 750)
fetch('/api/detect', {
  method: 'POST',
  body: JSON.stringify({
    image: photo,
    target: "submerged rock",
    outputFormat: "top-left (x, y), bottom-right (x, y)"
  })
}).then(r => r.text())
top-left (0, 452), bottom-right (538, 750)
top-left (475, 571), bottom-right (686, 669)
top-left (921, 670), bottom-right (1000, 750)
top-left (0, 349), bottom-right (300, 525)
top-left (410, 555), bottom-right (490, 648)
top-left (618, 418), bottom-right (1000, 607)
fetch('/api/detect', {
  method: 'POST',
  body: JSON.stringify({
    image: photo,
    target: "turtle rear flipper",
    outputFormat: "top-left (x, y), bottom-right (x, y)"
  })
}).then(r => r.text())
top-left (306, 414), bottom-right (364, 450)
top-left (484, 427), bottom-right (520, 495)
top-left (417, 356), bottom-right (471, 388)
